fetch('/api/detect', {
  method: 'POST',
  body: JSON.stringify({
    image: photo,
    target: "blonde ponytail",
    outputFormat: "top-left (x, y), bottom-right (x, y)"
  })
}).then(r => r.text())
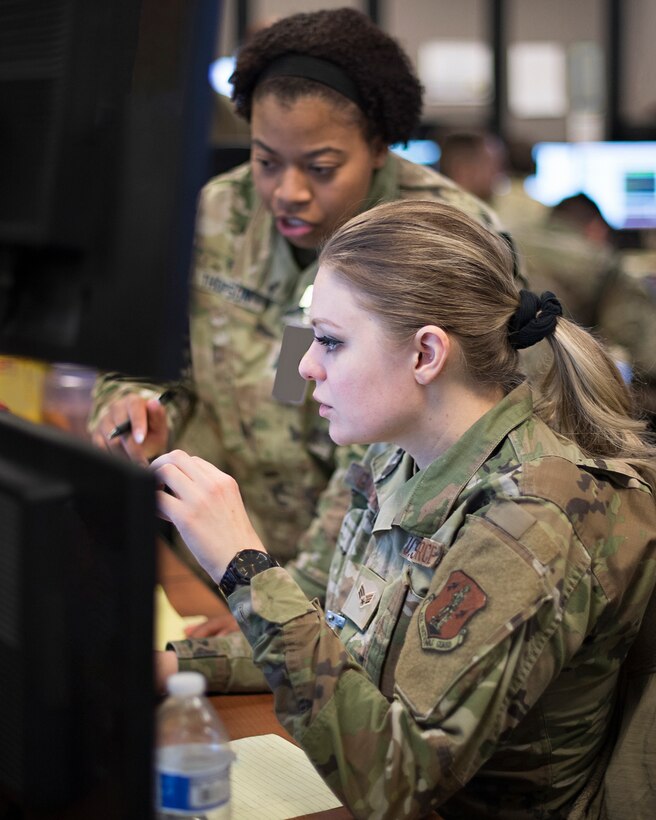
top-left (532, 318), bottom-right (656, 487)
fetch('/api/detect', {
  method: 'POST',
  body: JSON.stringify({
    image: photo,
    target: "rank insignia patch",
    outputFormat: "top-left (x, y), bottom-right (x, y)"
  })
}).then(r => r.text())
top-left (419, 570), bottom-right (487, 651)
top-left (358, 583), bottom-right (375, 607)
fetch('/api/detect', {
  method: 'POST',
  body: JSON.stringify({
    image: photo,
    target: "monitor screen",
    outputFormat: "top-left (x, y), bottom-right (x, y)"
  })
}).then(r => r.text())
top-left (0, 411), bottom-right (157, 818)
top-left (0, 0), bottom-right (219, 380)
top-left (390, 139), bottom-right (441, 168)
top-left (524, 141), bottom-right (656, 230)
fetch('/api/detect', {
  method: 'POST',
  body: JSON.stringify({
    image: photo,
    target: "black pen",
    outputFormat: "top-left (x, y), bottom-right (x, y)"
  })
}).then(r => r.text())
top-left (108, 389), bottom-right (177, 440)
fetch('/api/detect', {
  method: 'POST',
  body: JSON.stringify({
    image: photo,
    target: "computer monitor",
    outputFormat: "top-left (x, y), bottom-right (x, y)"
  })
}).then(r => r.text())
top-left (0, 410), bottom-right (156, 818)
top-left (524, 141), bottom-right (656, 230)
top-left (390, 139), bottom-right (441, 168)
top-left (0, 1), bottom-right (221, 817)
top-left (0, 0), bottom-right (218, 380)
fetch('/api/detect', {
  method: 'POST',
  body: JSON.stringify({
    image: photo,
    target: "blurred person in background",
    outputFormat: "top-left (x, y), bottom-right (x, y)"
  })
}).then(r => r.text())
top-left (512, 192), bottom-right (656, 427)
top-left (438, 130), bottom-right (509, 204)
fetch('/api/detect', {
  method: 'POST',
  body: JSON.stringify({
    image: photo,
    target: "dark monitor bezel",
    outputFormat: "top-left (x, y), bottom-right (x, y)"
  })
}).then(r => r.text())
top-left (0, 411), bottom-right (156, 818)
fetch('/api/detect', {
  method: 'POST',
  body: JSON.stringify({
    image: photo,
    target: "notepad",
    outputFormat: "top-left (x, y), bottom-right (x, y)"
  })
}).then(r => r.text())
top-left (229, 733), bottom-right (343, 819)
top-left (154, 583), bottom-right (207, 650)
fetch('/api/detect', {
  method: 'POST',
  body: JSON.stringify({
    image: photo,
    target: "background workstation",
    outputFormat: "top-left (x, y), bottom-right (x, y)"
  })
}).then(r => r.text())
top-left (0, 1), bottom-right (655, 818)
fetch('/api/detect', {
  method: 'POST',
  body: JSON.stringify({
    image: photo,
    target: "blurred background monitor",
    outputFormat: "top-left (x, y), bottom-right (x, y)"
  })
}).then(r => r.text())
top-left (525, 141), bottom-right (656, 230)
top-left (390, 139), bottom-right (441, 168)
top-left (0, 0), bottom-right (218, 381)
top-left (209, 54), bottom-right (236, 98)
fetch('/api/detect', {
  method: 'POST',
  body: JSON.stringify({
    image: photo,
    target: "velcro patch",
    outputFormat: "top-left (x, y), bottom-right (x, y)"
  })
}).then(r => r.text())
top-left (485, 500), bottom-right (537, 541)
top-left (419, 570), bottom-right (487, 652)
top-left (401, 536), bottom-right (444, 568)
top-left (341, 566), bottom-right (386, 631)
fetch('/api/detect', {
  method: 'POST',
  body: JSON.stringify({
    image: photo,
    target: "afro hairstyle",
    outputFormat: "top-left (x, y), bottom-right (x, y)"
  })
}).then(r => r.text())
top-left (230, 7), bottom-right (423, 146)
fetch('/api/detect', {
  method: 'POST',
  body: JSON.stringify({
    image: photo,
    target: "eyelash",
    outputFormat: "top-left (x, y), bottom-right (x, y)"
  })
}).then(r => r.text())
top-left (253, 158), bottom-right (337, 178)
top-left (310, 166), bottom-right (336, 178)
top-left (315, 335), bottom-right (342, 352)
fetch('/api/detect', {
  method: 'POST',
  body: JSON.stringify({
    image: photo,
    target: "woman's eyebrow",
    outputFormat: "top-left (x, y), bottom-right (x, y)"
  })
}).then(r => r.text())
top-left (310, 317), bottom-right (343, 330)
top-left (251, 138), bottom-right (345, 160)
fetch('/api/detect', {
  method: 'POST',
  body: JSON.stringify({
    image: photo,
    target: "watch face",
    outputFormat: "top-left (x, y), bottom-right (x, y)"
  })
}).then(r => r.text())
top-left (234, 549), bottom-right (275, 580)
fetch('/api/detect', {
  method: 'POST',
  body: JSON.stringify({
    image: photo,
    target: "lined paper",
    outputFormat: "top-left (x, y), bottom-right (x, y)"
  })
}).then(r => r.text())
top-left (230, 733), bottom-right (343, 819)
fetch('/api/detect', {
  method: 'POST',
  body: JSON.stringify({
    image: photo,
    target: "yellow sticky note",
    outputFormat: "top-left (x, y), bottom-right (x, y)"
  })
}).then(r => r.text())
top-left (154, 584), bottom-right (207, 650)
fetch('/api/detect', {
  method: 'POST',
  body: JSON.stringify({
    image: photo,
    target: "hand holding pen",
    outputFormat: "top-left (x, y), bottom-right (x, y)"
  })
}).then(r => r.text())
top-left (108, 389), bottom-right (176, 440)
top-left (91, 389), bottom-right (176, 463)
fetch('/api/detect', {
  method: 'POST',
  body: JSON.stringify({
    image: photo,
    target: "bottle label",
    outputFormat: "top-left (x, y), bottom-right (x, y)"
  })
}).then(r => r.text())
top-left (158, 766), bottom-right (231, 812)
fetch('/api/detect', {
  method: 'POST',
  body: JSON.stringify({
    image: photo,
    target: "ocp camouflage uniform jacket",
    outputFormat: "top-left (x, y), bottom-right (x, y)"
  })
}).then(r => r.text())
top-left (89, 153), bottom-right (505, 593)
top-left (171, 383), bottom-right (656, 818)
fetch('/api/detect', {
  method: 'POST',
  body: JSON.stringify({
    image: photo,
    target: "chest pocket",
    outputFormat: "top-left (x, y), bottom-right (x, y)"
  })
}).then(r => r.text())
top-left (327, 505), bottom-right (377, 607)
top-left (339, 565), bottom-right (411, 693)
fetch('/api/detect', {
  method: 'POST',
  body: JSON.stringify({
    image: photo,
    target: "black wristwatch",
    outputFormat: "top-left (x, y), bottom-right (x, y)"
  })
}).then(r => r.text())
top-left (218, 549), bottom-right (279, 598)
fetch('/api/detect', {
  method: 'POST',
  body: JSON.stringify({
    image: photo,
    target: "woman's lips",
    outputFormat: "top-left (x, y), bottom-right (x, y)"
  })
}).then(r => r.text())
top-left (314, 394), bottom-right (332, 417)
top-left (276, 216), bottom-right (315, 239)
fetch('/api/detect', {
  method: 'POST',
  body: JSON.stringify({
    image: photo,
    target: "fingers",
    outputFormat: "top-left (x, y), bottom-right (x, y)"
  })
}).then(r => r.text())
top-left (154, 650), bottom-right (179, 693)
top-left (90, 395), bottom-right (169, 462)
top-left (151, 451), bottom-right (238, 495)
top-left (91, 396), bottom-right (147, 451)
top-left (150, 449), bottom-right (265, 583)
top-left (145, 398), bottom-right (168, 444)
top-left (183, 614), bottom-right (240, 638)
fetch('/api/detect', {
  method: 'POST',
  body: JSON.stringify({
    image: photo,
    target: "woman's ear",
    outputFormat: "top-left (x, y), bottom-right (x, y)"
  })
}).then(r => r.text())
top-left (413, 326), bottom-right (450, 385)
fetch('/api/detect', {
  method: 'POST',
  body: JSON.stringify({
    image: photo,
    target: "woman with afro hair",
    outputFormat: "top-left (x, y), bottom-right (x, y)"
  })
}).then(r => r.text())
top-left (90, 7), bottom-right (512, 635)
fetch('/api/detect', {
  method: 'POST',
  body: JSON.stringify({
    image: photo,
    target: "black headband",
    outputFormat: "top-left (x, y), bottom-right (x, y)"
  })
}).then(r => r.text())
top-left (508, 290), bottom-right (563, 350)
top-left (256, 53), bottom-right (364, 109)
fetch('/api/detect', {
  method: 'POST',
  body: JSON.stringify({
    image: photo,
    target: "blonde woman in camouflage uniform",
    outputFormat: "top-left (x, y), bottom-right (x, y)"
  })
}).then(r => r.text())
top-left (88, 9), bottom-right (507, 615)
top-left (153, 200), bottom-right (656, 818)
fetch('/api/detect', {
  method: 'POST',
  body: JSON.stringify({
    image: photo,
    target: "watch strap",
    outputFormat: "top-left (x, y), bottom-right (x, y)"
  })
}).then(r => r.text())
top-left (219, 549), bottom-right (279, 598)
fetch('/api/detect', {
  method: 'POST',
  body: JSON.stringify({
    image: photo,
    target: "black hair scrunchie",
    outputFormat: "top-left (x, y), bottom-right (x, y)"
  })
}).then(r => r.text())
top-left (508, 290), bottom-right (563, 350)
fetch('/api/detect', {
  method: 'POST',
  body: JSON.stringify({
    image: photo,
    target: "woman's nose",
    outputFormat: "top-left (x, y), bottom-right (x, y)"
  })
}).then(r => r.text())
top-left (275, 167), bottom-right (311, 207)
top-left (299, 343), bottom-right (324, 382)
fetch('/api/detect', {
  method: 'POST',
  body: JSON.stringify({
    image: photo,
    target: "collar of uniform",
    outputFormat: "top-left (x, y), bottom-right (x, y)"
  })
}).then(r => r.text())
top-left (362, 151), bottom-right (400, 211)
top-left (371, 382), bottom-right (534, 536)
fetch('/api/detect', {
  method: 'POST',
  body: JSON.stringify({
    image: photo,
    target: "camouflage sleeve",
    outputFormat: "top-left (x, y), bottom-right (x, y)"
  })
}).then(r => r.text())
top-left (87, 370), bottom-right (196, 442)
top-left (167, 630), bottom-right (269, 693)
top-left (227, 502), bottom-right (583, 818)
top-left (285, 443), bottom-right (366, 602)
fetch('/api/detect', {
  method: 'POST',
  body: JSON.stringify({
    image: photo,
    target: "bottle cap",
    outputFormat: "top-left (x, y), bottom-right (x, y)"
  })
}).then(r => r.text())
top-left (166, 671), bottom-right (207, 697)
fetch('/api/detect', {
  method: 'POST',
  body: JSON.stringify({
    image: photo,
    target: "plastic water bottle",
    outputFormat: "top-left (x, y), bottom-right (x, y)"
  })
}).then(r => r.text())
top-left (155, 671), bottom-right (233, 819)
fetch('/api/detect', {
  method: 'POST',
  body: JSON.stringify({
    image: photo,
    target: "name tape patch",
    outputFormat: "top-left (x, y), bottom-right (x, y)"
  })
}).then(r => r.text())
top-left (401, 536), bottom-right (444, 568)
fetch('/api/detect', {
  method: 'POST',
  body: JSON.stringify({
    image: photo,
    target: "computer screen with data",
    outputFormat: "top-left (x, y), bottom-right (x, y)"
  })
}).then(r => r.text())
top-left (525, 141), bottom-right (656, 230)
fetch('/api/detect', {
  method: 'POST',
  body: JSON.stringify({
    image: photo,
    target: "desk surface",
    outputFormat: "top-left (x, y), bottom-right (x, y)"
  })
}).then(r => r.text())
top-left (160, 541), bottom-right (352, 819)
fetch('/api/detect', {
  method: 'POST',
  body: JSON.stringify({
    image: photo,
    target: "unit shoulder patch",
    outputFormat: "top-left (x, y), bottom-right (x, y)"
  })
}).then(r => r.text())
top-left (419, 570), bottom-right (487, 652)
